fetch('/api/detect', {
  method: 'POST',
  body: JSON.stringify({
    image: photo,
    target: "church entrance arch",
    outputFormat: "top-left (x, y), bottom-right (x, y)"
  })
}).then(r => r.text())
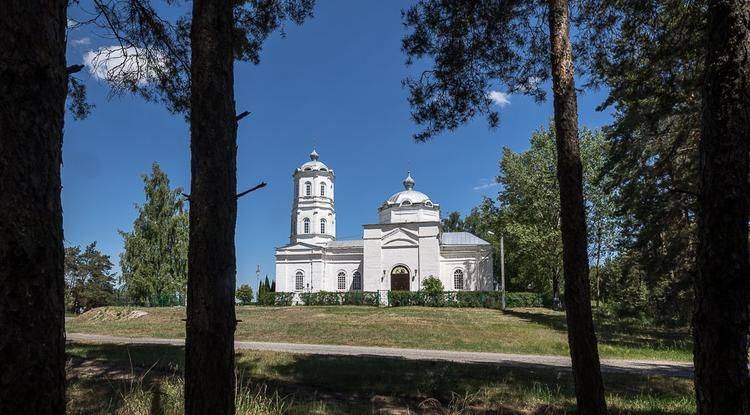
top-left (390, 265), bottom-right (410, 291)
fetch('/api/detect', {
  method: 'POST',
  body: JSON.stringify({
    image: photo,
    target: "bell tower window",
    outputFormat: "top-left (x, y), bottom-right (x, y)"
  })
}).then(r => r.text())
top-left (303, 218), bottom-right (310, 234)
top-left (320, 218), bottom-right (326, 234)
top-left (304, 182), bottom-right (312, 196)
top-left (320, 182), bottom-right (326, 197)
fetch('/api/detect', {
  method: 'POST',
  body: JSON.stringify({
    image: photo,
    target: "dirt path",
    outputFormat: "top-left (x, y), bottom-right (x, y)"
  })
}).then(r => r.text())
top-left (67, 332), bottom-right (693, 378)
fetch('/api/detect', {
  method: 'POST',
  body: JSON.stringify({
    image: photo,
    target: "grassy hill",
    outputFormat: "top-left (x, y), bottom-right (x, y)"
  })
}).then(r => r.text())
top-left (67, 305), bottom-right (691, 361)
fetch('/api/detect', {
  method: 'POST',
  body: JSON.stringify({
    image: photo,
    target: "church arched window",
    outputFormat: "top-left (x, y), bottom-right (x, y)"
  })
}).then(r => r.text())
top-left (453, 269), bottom-right (464, 290)
top-left (352, 271), bottom-right (362, 290)
top-left (304, 181), bottom-right (312, 196)
top-left (295, 271), bottom-right (304, 291)
top-left (303, 218), bottom-right (310, 234)
top-left (338, 271), bottom-right (347, 290)
top-left (320, 218), bottom-right (326, 234)
top-left (320, 182), bottom-right (326, 197)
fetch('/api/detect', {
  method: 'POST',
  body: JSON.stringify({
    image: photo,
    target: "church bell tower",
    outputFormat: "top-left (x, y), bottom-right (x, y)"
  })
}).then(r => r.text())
top-left (290, 149), bottom-right (336, 246)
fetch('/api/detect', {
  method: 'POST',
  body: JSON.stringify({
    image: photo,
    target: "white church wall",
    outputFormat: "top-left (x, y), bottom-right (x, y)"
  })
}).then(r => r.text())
top-left (379, 206), bottom-right (440, 224)
top-left (274, 256), bottom-right (315, 293)
top-left (323, 250), bottom-right (363, 291)
top-left (417, 224), bottom-right (441, 287)
top-left (363, 227), bottom-right (383, 291)
top-left (439, 246), bottom-right (494, 291)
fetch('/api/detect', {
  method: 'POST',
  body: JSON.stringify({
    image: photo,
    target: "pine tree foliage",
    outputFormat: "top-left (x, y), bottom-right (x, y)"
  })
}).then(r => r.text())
top-left (70, 0), bottom-right (315, 115)
top-left (402, 0), bottom-right (551, 141)
top-left (119, 162), bottom-right (188, 306)
top-left (64, 242), bottom-right (117, 313)
top-left (575, 0), bottom-right (706, 324)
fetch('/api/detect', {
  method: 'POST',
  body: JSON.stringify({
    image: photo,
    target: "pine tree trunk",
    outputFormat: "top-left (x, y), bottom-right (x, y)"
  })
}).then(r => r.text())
top-left (185, 0), bottom-right (238, 413)
top-left (547, 0), bottom-right (608, 413)
top-left (0, 1), bottom-right (67, 413)
top-left (694, 0), bottom-right (750, 413)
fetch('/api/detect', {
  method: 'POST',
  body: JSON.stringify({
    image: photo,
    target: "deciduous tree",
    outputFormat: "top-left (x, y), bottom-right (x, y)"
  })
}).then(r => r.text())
top-left (236, 284), bottom-right (254, 305)
top-left (120, 162), bottom-right (188, 306)
top-left (442, 211), bottom-right (465, 231)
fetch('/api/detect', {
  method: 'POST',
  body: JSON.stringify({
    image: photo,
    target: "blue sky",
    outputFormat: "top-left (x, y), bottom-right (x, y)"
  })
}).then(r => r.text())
top-left (63, 0), bottom-right (613, 289)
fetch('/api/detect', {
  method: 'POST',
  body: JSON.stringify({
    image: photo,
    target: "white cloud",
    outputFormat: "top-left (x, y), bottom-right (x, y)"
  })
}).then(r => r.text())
top-left (71, 37), bottom-right (91, 46)
top-left (487, 90), bottom-right (511, 108)
top-left (473, 179), bottom-right (500, 191)
top-left (83, 46), bottom-right (162, 84)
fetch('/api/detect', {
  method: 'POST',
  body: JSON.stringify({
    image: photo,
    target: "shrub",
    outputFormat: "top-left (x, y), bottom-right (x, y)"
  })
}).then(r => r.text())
top-left (421, 276), bottom-right (444, 295)
top-left (236, 284), bottom-right (253, 305)
top-left (387, 291), bottom-right (543, 309)
top-left (342, 291), bottom-right (380, 305)
top-left (299, 291), bottom-right (380, 306)
top-left (257, 292), bottom-right (295, 306)
top-left (388, 291), bottom-right (426, 306)
top-left (505, 292), bottom-right (544, 308)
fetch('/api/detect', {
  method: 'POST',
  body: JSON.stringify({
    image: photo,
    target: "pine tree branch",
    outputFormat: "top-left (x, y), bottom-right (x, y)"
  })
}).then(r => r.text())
top-left (67, 64), bottom-right (85, 74)
top-left (236, 111), bottom-right (251, 122)
top-left (236, 182), bottom-right (267, 199)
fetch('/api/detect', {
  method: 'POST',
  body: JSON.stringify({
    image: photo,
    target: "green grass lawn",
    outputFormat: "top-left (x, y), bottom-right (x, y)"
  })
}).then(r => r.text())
top-left (66, 342), bottom-right (695, 414)
top-left (67, 305), bottom-right (692, 361)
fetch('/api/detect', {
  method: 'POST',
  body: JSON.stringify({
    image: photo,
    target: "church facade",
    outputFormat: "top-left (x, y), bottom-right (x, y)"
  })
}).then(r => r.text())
top-left (275, 150), bottom-right (495, 296)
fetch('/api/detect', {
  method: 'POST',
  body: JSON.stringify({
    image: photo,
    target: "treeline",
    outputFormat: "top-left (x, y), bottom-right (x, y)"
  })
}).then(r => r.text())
top-left (445, 123), bottom-right (694, 325)
top-left (63, 163), bottom-right (188, 312)
top-left (65, 162), bottom-right (270, 313)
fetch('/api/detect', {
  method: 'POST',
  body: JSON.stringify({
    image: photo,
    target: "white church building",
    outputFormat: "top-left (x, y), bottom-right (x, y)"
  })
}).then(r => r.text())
top-left (275, 150), bottom-right (494, 295)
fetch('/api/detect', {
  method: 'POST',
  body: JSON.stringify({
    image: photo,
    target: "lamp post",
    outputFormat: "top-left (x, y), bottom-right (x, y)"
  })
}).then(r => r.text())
top-left (488, 231), bottom-right (505, 310)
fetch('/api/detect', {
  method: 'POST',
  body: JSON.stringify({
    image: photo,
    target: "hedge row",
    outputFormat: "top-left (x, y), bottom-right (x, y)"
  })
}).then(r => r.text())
top-left (256, 291), bottom-right (543, 308)
top-left (300, 291), bottom-right (380, 306)
top-left (387, 291), bottom-right (543, 309)
top-left (257, 292), bottom-right (295, 306)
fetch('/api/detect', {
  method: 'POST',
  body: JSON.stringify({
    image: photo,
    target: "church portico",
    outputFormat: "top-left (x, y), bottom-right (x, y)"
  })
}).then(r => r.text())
top-left (275, 150), bottom-right (494, 296)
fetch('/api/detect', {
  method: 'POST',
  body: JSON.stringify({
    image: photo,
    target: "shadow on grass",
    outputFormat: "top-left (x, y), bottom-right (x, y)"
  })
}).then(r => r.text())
top-left (504, 309), bottom-right (692, 357)
top-left (67, 341), bottom-right (694, 414)
top-left (66, 343), bottom-right (186, 414)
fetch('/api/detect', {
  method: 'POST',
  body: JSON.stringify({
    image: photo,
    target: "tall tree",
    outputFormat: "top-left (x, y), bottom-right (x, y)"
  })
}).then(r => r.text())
top-left (0, 1), bottom-right (68, 412)
top-left (184, 2), bottom-right (238, 411)
top-left (496, 125), bottom-right (614, 308)
top-left (577, 0), bottom-right (703, 325)
top-left (548, 2), bottom-right (607, 409)
top-left (236, 284), bottom-right (254, 305)
top-left (498, 126), bottom-right (563, 303)
top-left (576, 1), bottom-right (749, 410)
top-left (402, 1), bottom-right (607, 411)
top-left (694, 0), bottom-right (750, 412)
top-left (76, 2), bottom-right (315, 411)
top-left (120, 162), bottom-right (188, 306)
